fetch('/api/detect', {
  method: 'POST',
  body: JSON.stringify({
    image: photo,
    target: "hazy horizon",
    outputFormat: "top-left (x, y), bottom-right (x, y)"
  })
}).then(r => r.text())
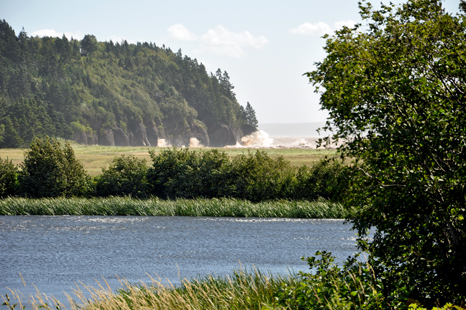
top-left (258, 122), bottom-right (327, 137)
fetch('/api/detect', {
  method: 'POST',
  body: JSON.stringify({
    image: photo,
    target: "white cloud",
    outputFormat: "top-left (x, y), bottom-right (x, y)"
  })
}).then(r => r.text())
top-left (167, 24), bottom-right (268, 58)
top-left (168, 24), bottom-right (197, 41)
top-left (290, 20), bottom-right (356, 36)
top-left (200, 26), bottom-right (268, 58)
top-left (30, 29), bottom-right (83, 40)
top-left (290, 22), bottom-right (332, 36)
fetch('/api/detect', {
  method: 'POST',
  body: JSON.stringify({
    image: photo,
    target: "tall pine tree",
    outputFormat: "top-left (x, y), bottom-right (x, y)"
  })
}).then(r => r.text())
top-left (245, 102), bottom-right (258, 128)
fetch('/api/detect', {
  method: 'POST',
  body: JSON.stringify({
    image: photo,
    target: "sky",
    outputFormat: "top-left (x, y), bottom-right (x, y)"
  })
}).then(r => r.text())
top-left (0, 0), bottom-right (461, 124)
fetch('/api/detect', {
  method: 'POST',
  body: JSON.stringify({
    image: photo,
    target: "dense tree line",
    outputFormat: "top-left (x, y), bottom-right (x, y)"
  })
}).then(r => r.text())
top-left (0, 137), bottom-right (349, 202)
top-left (0, 20), bottom-right (258, 148)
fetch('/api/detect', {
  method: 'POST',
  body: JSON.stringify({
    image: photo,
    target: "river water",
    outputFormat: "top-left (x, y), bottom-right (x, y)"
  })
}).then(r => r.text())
top-left (0, 216), bottom-right (359, 305)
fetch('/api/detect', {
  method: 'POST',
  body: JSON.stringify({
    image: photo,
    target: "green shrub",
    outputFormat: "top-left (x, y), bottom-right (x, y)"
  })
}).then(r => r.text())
top-left (293, 158), bottom-right (351, 202)
top-left (409, 304), bottom-right (465, 310)
top-left (229, 151), bottom-right (297, 202)
top-left (146, 148), bottom-right (352, 202)
top-left (0, 157), bottom-right (18, 197)
top-left (147, 148), bottom-right (301, 202)
top-left (147, 148), bottom-right (232, 199)
top-left (275, 252), bottom-right (398, 310)
top-left (18, 137), bottom-right (91, 197)
top-left (95, 155), bottom-right (149, 198)
top-left (276, 252), bottom-right (466, 310)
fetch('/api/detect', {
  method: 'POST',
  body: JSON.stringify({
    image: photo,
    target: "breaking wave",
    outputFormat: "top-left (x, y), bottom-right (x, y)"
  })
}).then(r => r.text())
top-left (156, 131), bottom-right (341, 149)
top-left (189, 138), bottom-right (203, 147)
top-left (225, 130), bottom-right (342, 149)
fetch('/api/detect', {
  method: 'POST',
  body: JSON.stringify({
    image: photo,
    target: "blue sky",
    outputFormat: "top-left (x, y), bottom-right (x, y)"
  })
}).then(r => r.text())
top-left (1, 0), bottom-right (460, 124)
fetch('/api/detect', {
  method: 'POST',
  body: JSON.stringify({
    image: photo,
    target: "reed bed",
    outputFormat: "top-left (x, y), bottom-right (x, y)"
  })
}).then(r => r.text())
top-left (0, 197), bottom-right (349, 218)
top-left (3, 268), bottom-right (296, 310)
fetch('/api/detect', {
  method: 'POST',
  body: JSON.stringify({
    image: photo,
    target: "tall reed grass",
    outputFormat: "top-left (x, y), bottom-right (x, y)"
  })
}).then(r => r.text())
top-left (0, 197), bottom-right (350, 218)
top-left (4, 264), bottom-right (460, 310)
top-left (2, 268), bottom-right (296, 310)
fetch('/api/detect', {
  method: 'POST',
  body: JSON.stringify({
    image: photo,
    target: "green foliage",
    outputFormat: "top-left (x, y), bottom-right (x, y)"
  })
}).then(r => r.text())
top-left (242, 102), bottom-right (258, 128)
top-left (409, 304), bottom-right (465, 310)
top-left (0, 97), bottom-right (71, 147)
top-left (276, 252), bottom-right (466, 310)
top-left (229, 151), bottom-right (297, 202)
top-left (0, 157), bottom-right (17, 197)
top-left (0, 117), bottom-right (22, 148)
top-left (147, 148), bottom-right (233, 199)
top-left (294, 158), bottom-right (352, 202)
top-left (80, 34), bottom-right (98, 55)
top-left (95, 155), bottom-right (148, 198)
top-left (18, 137), bottom-right (91, 197)
top-left (306, 0), bottom-right (466, 305)
top-left (0, 142), bottom-right (349, 202)
top-left (0, 124), bottom-right (4, 143)
top-left (147, 148), bottom-right (341, 202)
top-left (276, 252), bottom-right (392, 309)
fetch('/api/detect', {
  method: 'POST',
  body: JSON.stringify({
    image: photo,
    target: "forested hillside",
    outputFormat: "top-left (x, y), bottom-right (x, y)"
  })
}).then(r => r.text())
top-left (0, 20), bottom-right (258, 148)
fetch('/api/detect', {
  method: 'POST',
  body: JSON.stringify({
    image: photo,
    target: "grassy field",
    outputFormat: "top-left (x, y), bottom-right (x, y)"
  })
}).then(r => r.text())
top-left (0, 142), bottom-right (338, 176)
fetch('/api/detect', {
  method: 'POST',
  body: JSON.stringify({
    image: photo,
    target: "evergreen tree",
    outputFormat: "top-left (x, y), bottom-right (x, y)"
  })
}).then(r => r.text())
top-left (245, 102), bottom-right (258, 128)
top-left (0, 118), bottom-right (22, 148)
top-left (80, 34), bottom-right (98, 55)
top-left (0, 124), bottom-right (4, 143)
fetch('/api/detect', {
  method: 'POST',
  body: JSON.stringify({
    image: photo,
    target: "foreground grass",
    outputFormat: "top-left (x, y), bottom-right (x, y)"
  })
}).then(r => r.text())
top-left (0, 197), bottom-right (349, 218)
top-left (0, 143), bottom-right (337, 175)
top-left (4, 265), bottom-right (461, 310)
top-left (3, 268), bottom-right (296, 310)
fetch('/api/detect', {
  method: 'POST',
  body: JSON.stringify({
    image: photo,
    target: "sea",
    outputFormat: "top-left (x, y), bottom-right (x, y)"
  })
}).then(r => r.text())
top-left (231, 122), bottom-right (341, 149)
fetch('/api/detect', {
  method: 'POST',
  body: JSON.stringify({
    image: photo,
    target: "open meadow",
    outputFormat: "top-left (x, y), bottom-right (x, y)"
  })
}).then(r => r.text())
top-left (0, 142), bottom-right (338, 175)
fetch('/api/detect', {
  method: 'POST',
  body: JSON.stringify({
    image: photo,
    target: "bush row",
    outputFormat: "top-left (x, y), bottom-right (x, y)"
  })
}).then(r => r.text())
top-left (0, 137), bottom-right (351, 202)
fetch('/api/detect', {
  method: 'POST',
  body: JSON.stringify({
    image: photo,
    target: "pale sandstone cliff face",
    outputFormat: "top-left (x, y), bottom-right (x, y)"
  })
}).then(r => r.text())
top-left (74, 118), bottom-right (254, 147)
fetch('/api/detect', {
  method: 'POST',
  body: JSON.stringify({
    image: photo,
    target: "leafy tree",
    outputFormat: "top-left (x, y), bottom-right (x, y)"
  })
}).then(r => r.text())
top-left (229, 151), bottom-right (296, 202)
top-left (0, 157), bottom-right (18, 197)
top-left (306, 0), bottom-right (466, 305)
top-left (19, 137), bottom-right (90, 197)
top-left (95, 155), bottom-right (148, 198)
top-left (293, 158), bottom-right (351, 202)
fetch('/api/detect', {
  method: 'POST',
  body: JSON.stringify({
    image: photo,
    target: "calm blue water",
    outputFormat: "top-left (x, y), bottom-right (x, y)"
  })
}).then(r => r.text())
top-left (0, 216), bottom-right (359, 306)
